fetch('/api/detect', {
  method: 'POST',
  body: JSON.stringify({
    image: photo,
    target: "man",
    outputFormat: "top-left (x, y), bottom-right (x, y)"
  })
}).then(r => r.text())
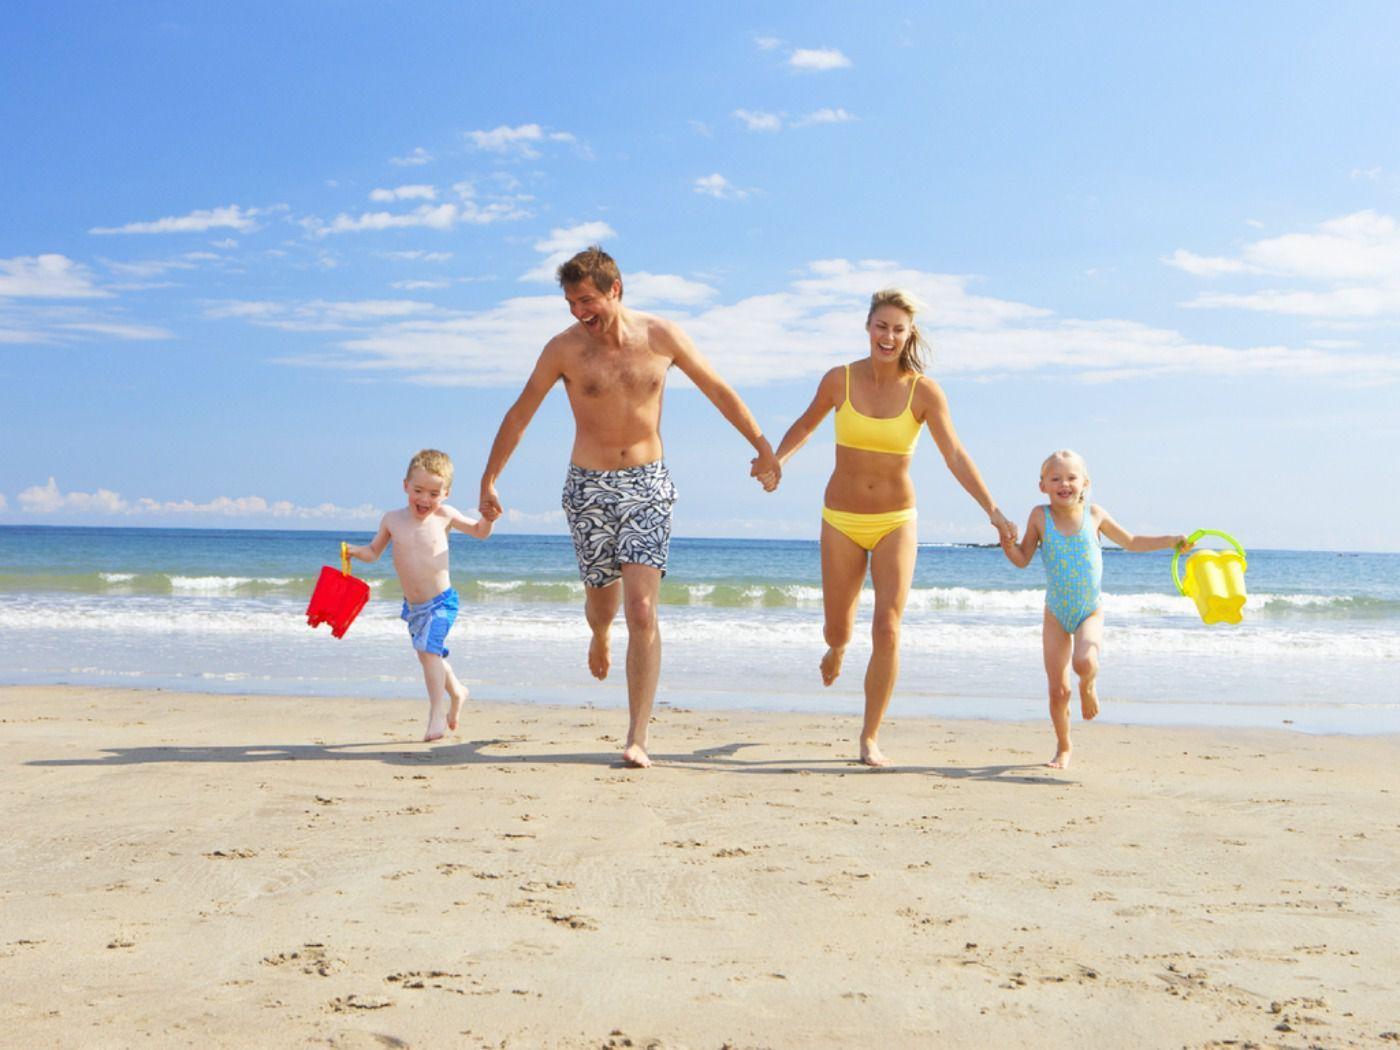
top-left (479, 246), bottom-right (780, 768)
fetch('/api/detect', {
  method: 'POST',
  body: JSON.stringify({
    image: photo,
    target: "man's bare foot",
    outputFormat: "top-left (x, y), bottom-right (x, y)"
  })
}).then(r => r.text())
top-left (446, 679), bottom-right (469, 731)
top-left (588, 629), bottom-right (611, 680)
top-left (424, 696), bottom-right (448, 742)
top-left (621, 743), bottom-right (652, 768)
top-left (1079, 676), bottom-right (1099, 720)
top-left (820, 646), bottom-right (845, 687)
top-left (860, 740), bottom-right (892, 768)
top-left (1046, 748), bottom-right (1071, 769)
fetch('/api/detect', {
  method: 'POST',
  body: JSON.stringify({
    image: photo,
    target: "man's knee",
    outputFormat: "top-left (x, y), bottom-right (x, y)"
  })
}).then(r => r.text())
top-left (623, 592), bottom-right (657, 633)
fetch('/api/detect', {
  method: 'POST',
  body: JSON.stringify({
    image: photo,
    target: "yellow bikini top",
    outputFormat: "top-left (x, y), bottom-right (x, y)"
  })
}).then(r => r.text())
top-left (833, 365), bottom-right (922, 455)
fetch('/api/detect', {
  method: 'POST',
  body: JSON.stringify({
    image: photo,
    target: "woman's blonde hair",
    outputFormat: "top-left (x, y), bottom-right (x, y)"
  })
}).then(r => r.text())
top-left (867, 288), bottom-right (930, 374)
top-left (1040, 449), bottom-right (1090, 504)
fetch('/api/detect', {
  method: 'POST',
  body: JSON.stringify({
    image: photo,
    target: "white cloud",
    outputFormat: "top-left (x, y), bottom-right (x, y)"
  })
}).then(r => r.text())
top-left (90, 204), bottom-right (262, 235)
top-left (754, 35), bottom-right (782, 50)
top-left (0, 254), bottom-right (108, 298)
top-left (1351, 166), bottom-right (1382, 182)
top-left (789, 47), bottom-right (852, 71)
top-left (693, 174), bottom-right (750, 201)
top-left (391, 279), bottom-right (452, 291)
top-left (733, 109), bottom-right (783, 132)
top-left (794, 107), bottom-right (855, 127)
top-left (519, 221), bottom-right (620, 282)
top-left (390, 146), bottom-right (434, 166)
top-left (205, 298), bottom-right (436, 332)
top-left (312, 199), bottom-right (529, 236)
top-left (465, 123), bottom-right (545, 157)
top-left (55, 321), bottom-right (173, 340)
top-left (626, 272), bottom-right (718, 307)
top-left (382, 250), bottom-right (453, 262)
top-left (17, 477), bottom-right (379, 522)
top-left (1174, 210), bottom-right (1400, 319)
top-left (369, 184), bottom-right (437, 202)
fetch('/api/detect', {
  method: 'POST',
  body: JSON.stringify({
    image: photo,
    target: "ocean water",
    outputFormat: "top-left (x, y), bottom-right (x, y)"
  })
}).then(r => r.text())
top-left (1, 525), bottom-right (1396, 734)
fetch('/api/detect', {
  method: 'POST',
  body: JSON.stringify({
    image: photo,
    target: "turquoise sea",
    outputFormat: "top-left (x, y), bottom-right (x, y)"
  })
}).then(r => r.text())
top-left (1, 526), bottom-right (1396, 733)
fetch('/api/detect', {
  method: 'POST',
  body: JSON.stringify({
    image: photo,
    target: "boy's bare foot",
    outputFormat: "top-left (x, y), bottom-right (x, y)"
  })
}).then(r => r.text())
top-left (860, 740), bottom-right (892, 768)
top-left (1046, 748), bottom-right (1071, 769)
top-left (820, 646), bottom-right (845, 686)
top-left (588, 628), bottom-right (611, 680)
top-left (424, 696), bottom-right (448, 742)
top-left (446, 679), bottom-right (469, 731)
top-left (621, 743), bottom-right (652, 768)
top-left (1079, 676), bottom-right (1099, 721)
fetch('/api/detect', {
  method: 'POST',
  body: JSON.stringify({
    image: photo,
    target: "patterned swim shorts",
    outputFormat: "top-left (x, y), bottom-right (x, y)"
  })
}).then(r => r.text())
top-left (400, 587), bottom-right (459, 657)
top-left (561, 460), bottom-right (678, 588)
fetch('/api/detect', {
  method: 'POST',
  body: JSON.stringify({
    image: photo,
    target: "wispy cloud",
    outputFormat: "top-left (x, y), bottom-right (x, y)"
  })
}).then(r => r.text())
top-left (789, 47), bottom-right (852, 72)
top-left (794, 107), bottom-right (855, 126)
top-left (753, 35), bottom-right (782, 51)
top-left (204, 298), bottom-right (437, 332)
top-left (17, 477), bottom-right (380, 522)
top-left (462, 122), bottom-right (576, 159)
top-left (693, 174), bottom-right (750, 201)
top-left (90, 204), bottom-right (263, 235)
top-left (391, 278), bottom-right (452, 291)
top-left (381, 250), bottom-right (454, 263)
top-left (626, 272), bottom-right (718, 307)
top-left (309, 199), bottom-right (529, 236)
top-left (369, 184), bottom-right (437, 202)
top-left (390, 146), bottom-right (434, 167)
top-left (519, 221), bottom-right (619, 282)
top-left (733, 109), bottom-right (783, 132)
top-left (1173, 210), bottom-right (1400, 319)
top-left (0, 254), bottom-right (108, 298)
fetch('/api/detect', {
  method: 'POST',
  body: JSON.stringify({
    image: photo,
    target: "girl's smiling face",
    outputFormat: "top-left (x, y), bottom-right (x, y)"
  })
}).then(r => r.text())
top-left (1040, 455), bottom-right (1089, 507)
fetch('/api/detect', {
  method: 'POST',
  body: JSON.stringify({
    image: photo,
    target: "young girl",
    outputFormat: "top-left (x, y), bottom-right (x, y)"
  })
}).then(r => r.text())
top-left (1000, 450), bottom-right (1188, 769)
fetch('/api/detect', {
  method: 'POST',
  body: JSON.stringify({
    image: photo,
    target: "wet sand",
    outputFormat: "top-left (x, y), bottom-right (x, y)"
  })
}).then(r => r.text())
top-left (2, 685), bottom-right (1398, 1048)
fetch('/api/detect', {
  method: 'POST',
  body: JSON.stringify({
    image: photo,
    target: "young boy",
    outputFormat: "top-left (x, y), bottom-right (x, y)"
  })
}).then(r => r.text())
top-left (346, 449), bottom-right (492, 741)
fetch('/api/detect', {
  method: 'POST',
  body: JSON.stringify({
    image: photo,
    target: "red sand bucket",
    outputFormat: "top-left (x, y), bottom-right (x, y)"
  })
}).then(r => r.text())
top-left (306, 541), bottom-right (370, 639)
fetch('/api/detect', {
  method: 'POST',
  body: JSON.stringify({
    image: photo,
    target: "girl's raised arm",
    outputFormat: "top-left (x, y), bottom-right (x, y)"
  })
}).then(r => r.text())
top-left (1098, 507), bottom-right (1188, 553)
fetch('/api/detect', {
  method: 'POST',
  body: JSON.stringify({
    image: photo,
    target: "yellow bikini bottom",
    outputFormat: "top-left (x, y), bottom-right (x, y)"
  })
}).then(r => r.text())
top-left (821, 506), bottom-right (917, 551)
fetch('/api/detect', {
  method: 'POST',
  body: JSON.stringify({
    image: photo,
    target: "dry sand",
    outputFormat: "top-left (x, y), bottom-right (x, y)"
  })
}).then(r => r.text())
top-left (2, 685), bottom-right (1398, 1048)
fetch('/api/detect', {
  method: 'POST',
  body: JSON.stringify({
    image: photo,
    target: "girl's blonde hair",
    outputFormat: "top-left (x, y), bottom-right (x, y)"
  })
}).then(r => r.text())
top-left (867, 288), bottom-right (930, 375)
top-left (1040, 449), bottom-right (1090, 504)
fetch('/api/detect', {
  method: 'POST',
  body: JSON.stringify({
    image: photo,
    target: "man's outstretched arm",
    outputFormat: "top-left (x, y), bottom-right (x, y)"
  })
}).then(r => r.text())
top-left (667, 322), bottom-right (781, 484)
top-left (479, 344), bottom-right (564, 520)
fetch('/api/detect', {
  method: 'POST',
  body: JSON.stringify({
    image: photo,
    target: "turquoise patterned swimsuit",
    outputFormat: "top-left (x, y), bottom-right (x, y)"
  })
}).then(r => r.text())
top-left (1040, 504), bottom-right (1102, 633)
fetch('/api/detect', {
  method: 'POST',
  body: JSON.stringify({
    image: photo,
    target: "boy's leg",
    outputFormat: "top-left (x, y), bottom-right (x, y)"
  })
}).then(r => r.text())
top-left (819, 520), bottom-right (868, 689)
top-left (618, 563), bottom-right (662, 769)
top-left (418, 650), bottom-right (449, 741)
top-left (1042, 607), bottom-right (1074, 768)
top-left (583, 582), bottom-right (623, 680)
top-left (444, 661), bottom-right (469, 731)
top-left (1072, 609), bottom-right (1105, 721)
top-left (861, 521), bottom-right (918, 767)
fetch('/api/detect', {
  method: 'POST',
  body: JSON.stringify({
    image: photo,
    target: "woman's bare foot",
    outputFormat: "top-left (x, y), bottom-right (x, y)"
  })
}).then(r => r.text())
top-left (621, 742), bottom-right (652, 768)
top-left (820, 646), bottom-right (845, 686)
top-left (1079, 676), bottom-right (1099, 720)
top-left (860, 739), bottom-right (892, 768)
top-left (446, 678), bottom-right (469, 731)
top-left (1046, 748), bottom-right (1071, 769)
top-left (588, 628), bottom-right (611, 680)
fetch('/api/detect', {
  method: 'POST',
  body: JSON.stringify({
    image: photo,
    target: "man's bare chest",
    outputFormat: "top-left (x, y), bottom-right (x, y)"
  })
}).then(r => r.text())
top-left (566, 349), bottom-right (669, 401)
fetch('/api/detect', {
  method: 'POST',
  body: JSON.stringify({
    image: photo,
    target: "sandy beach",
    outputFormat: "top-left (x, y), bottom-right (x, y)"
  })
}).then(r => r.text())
top-left (2, 685), bottom-right (1397, 1048)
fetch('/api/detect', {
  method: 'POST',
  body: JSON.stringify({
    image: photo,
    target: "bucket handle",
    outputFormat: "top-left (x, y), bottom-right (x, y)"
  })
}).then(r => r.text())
top-left (340, 541), bottom-right (351, 577)
top-left (1172, 529), bottom-right (1247, 595)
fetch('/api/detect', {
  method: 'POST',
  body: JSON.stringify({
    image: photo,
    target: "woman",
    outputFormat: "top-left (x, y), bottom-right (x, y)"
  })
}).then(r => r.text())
top-left (767, 289), bottom-right (1016, 766)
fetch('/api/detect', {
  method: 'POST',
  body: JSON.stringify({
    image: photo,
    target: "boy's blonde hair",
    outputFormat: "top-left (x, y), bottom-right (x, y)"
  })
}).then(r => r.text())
top-left (1040, 449), bottom-right (1089, 504)
top-left (406, 449), bottom-right (453, 490)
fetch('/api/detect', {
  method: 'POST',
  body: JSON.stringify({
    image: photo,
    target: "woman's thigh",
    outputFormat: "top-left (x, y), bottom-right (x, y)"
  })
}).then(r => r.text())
top-left (868, 520), bottom-right (918, 621)
top-left (821, 520), bottom-right (869, 629)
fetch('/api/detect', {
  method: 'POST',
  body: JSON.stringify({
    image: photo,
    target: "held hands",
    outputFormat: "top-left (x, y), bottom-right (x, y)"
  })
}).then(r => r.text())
top-left (479, 481), bottom-right (503, 522)
top-left (750, 450), bottom-right (782, 493)
top-left (989, 508), bottom-right (1018, 546)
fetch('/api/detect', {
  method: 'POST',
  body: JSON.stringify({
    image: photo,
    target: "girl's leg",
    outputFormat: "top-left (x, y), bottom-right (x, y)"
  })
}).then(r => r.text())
top-left (1042, 607), bottom-right (1074, 768)
top-left (819, 520), bottom-right (869, 688)
top-left (1072, 608), bottom-right (1105, 720)
top-left (444, 661), bottom-right (469, 731)
top-left (860, 521), bottom-right (918, 767)
top-left (418, 650), bottom-right (449, 741)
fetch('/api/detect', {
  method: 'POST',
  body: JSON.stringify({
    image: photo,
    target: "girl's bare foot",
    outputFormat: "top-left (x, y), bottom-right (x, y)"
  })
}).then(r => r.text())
top-left (1046, 748), bottom-right (1071, 769)
top-left (621, 742), bottom-right (651, 768)
top-left (1079, 676), bottom-right (1099, 720)
top-left (860, 739), bottom-right (892, 768)
top-left (820, 646), bottom-right (845, 686)
top-left (588, 629), bottom-right (611, 680)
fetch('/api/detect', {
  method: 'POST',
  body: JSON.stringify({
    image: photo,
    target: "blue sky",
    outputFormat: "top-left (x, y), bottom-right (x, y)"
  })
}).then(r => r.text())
top-left (3, 2), bottom-right (1398, 551)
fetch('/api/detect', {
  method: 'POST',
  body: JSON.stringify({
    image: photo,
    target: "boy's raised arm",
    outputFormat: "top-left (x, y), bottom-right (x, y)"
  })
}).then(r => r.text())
top-left (447, 505), bottom-right (493, 540)
top-left (347, 516), bottom-right (391, 562)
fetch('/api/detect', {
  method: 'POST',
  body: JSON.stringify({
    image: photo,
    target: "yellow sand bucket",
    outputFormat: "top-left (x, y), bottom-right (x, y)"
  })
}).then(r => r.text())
top-left (1172, 529), bottom-right (1247, 625)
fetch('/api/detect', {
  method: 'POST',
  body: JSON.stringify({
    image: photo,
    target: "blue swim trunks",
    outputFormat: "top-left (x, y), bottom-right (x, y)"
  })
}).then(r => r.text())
top-left (400, 587), bottom-right (459, 657)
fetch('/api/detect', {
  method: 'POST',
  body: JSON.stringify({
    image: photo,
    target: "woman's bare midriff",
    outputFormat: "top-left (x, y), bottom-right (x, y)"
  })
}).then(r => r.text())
top-left (824, 446), bottom-right (916, 514)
